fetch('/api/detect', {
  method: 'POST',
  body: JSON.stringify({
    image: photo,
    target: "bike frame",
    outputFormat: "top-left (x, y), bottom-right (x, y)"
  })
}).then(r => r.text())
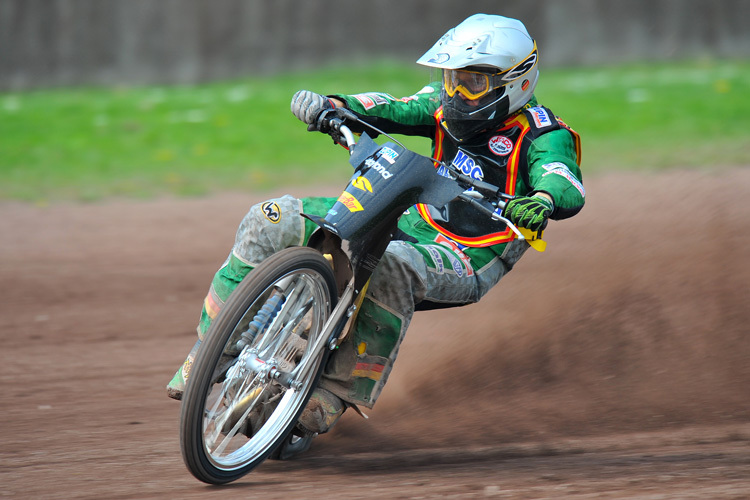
top-left (300, 122), bottom-right (467, 367)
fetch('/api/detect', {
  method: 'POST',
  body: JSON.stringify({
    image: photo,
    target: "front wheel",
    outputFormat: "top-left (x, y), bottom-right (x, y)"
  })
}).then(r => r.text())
top-left (180, 247), bottom-right (338, 484)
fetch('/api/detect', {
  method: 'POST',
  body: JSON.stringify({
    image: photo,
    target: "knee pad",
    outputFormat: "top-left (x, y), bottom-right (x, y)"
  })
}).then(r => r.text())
top-left (232, 195), bottom-right (305, 266)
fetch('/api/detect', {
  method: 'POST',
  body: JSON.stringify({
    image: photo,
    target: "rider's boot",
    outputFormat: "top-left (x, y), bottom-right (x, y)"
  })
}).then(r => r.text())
top-left (297, 388), bottom-right (345, 434)
top-left (166, 339), bottom-right (201, 400)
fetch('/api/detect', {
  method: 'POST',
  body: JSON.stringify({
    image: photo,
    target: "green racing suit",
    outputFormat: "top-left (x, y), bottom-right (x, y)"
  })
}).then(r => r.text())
top-left (168, 83), bottom-right (585, 409)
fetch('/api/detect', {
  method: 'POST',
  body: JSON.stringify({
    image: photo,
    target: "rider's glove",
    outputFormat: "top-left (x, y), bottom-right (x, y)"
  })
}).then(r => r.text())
top-left (291, 90), bottom-right (335, 129)
top-left (503, 193), bottom-right (554, 232)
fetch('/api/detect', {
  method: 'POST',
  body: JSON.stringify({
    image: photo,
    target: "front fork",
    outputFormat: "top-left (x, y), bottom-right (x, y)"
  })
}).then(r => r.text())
top-left (290, 280), bottom-right (355, 385)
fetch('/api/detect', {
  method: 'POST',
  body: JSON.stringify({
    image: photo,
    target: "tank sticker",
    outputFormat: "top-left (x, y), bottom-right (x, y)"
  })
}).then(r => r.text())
top-left (378, 146), bottom-right (399, 164)
top-left (337, 192), bottom-right (364, 212)
top-left (364, 157), bottom-right (394, 179)
top-left (488, 135), bottom-right (514, 156)
top-left (260, 201), bottom-right (281, 223)
top-left (352, 176), bottom-right (373, 193)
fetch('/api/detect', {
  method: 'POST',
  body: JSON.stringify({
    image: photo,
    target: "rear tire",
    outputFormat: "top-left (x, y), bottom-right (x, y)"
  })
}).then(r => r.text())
top-left (180, 247), bottom-right (337, 484)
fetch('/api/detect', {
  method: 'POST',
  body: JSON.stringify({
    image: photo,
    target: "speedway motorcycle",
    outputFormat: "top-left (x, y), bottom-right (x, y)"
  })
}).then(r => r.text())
top-left (179, 108), bottom-right (544, 484)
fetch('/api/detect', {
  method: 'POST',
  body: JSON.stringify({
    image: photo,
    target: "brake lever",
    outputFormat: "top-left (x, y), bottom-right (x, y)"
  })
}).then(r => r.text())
top-left (315, 108), bottom-right (359, 132)
top-left (457, 192), bottom-right (547, 252)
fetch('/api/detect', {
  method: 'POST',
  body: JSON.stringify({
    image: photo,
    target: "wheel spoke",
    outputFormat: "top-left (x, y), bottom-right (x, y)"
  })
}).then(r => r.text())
top-left (210, 383), bottom-right (269, 456)
top-left (180, 248), bottom-right (339, 484)
top-left (203, 368), bottom-right (265, 451)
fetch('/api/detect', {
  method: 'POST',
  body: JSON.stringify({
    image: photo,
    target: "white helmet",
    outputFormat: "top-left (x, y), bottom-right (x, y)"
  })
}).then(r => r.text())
top-left (417, 14), bottom-right (539, 141)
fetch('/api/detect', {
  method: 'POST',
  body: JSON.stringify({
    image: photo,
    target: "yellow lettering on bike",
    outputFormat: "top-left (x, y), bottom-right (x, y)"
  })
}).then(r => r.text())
top-left (352, 176), bottom-right (373, 193)
top-left (337, 192), bottom-right (363, 212)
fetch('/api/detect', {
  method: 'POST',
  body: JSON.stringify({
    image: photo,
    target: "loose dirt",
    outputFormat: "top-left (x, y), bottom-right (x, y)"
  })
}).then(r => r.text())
top-left (1, 168), bottom-right (748, 499)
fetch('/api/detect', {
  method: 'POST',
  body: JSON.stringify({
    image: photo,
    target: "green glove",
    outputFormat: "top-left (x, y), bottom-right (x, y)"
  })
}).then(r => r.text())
top-left (503, 194), bottom-right (554, 232)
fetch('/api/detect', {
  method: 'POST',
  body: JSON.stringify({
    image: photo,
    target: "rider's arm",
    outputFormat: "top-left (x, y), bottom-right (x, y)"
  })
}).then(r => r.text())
top-left (329, 83), bottom-right (442, 137)
top-left (526, 129), bottom-right (586, 220)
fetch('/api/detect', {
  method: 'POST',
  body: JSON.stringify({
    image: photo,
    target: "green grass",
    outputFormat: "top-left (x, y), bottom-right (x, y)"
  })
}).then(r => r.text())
top-left (535, 60), bottom-right (750, 171)
top-left (1, 59), bottom-right (748, 202)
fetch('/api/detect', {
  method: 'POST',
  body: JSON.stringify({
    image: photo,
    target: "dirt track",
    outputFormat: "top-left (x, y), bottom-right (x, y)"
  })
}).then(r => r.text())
top-left (1, 169), bottom-right (749, 499)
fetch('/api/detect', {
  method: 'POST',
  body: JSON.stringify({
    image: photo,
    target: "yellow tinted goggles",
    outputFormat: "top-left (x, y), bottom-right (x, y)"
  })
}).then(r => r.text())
top-left (443, 69), bottom-right (493, 100)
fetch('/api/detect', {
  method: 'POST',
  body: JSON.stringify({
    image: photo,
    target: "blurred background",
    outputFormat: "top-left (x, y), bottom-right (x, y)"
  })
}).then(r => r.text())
top-left (1, 3), bottom-right (750, 497)
top-left (1, 0), bottom-right (749, 202)
top-left (1, 0), bottom-right (749, 89)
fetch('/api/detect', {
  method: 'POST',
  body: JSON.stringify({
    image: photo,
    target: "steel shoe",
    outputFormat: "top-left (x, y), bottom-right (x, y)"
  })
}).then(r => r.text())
top-left (297, 388), bottom-right (345, 434)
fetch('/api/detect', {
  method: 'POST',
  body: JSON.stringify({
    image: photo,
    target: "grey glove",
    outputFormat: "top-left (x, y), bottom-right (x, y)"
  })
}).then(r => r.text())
top-left (290, 90), bottom-right (334, 125)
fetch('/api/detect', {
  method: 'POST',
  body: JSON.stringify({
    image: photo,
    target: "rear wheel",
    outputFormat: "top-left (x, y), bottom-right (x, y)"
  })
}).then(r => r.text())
top-left (180, 247), bottom-right (337, 484)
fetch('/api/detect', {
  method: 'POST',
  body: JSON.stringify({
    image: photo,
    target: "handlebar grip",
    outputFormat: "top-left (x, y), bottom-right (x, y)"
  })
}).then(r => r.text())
top-left (312, 108), bottom-right (359, 150)
top-left (313, 108), bottom-right (359, 133)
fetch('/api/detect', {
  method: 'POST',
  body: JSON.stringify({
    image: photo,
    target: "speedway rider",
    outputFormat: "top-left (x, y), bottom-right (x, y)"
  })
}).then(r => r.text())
top-left (167, 13), bottom-right (585, 443)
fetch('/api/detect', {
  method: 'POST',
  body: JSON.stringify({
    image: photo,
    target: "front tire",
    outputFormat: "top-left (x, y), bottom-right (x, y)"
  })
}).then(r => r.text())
top-left (180, 247), bottom-right (338, 484)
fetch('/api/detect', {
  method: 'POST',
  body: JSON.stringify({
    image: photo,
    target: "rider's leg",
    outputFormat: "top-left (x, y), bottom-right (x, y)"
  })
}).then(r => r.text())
top-left (300, 213), bottom-right (528, 433)
top-left (166, 195), bottom-right (331, 399)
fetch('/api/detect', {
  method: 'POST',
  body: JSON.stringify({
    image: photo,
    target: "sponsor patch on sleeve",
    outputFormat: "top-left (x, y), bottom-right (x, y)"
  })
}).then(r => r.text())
top-left (542, 169), bottom-right (586, 197)
top-left (528, 106), bottom-right (553, 128)
top-left (352, 92), bottom-right (394, 110)
top-left (541, 161), bottom-right (571, 172)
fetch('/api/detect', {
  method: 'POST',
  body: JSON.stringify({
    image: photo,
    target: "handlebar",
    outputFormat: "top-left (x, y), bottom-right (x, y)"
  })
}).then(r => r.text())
top-left (314, 108), bottom-right (358, 152)
top-left (312, 108), bottom-right (546, 251)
